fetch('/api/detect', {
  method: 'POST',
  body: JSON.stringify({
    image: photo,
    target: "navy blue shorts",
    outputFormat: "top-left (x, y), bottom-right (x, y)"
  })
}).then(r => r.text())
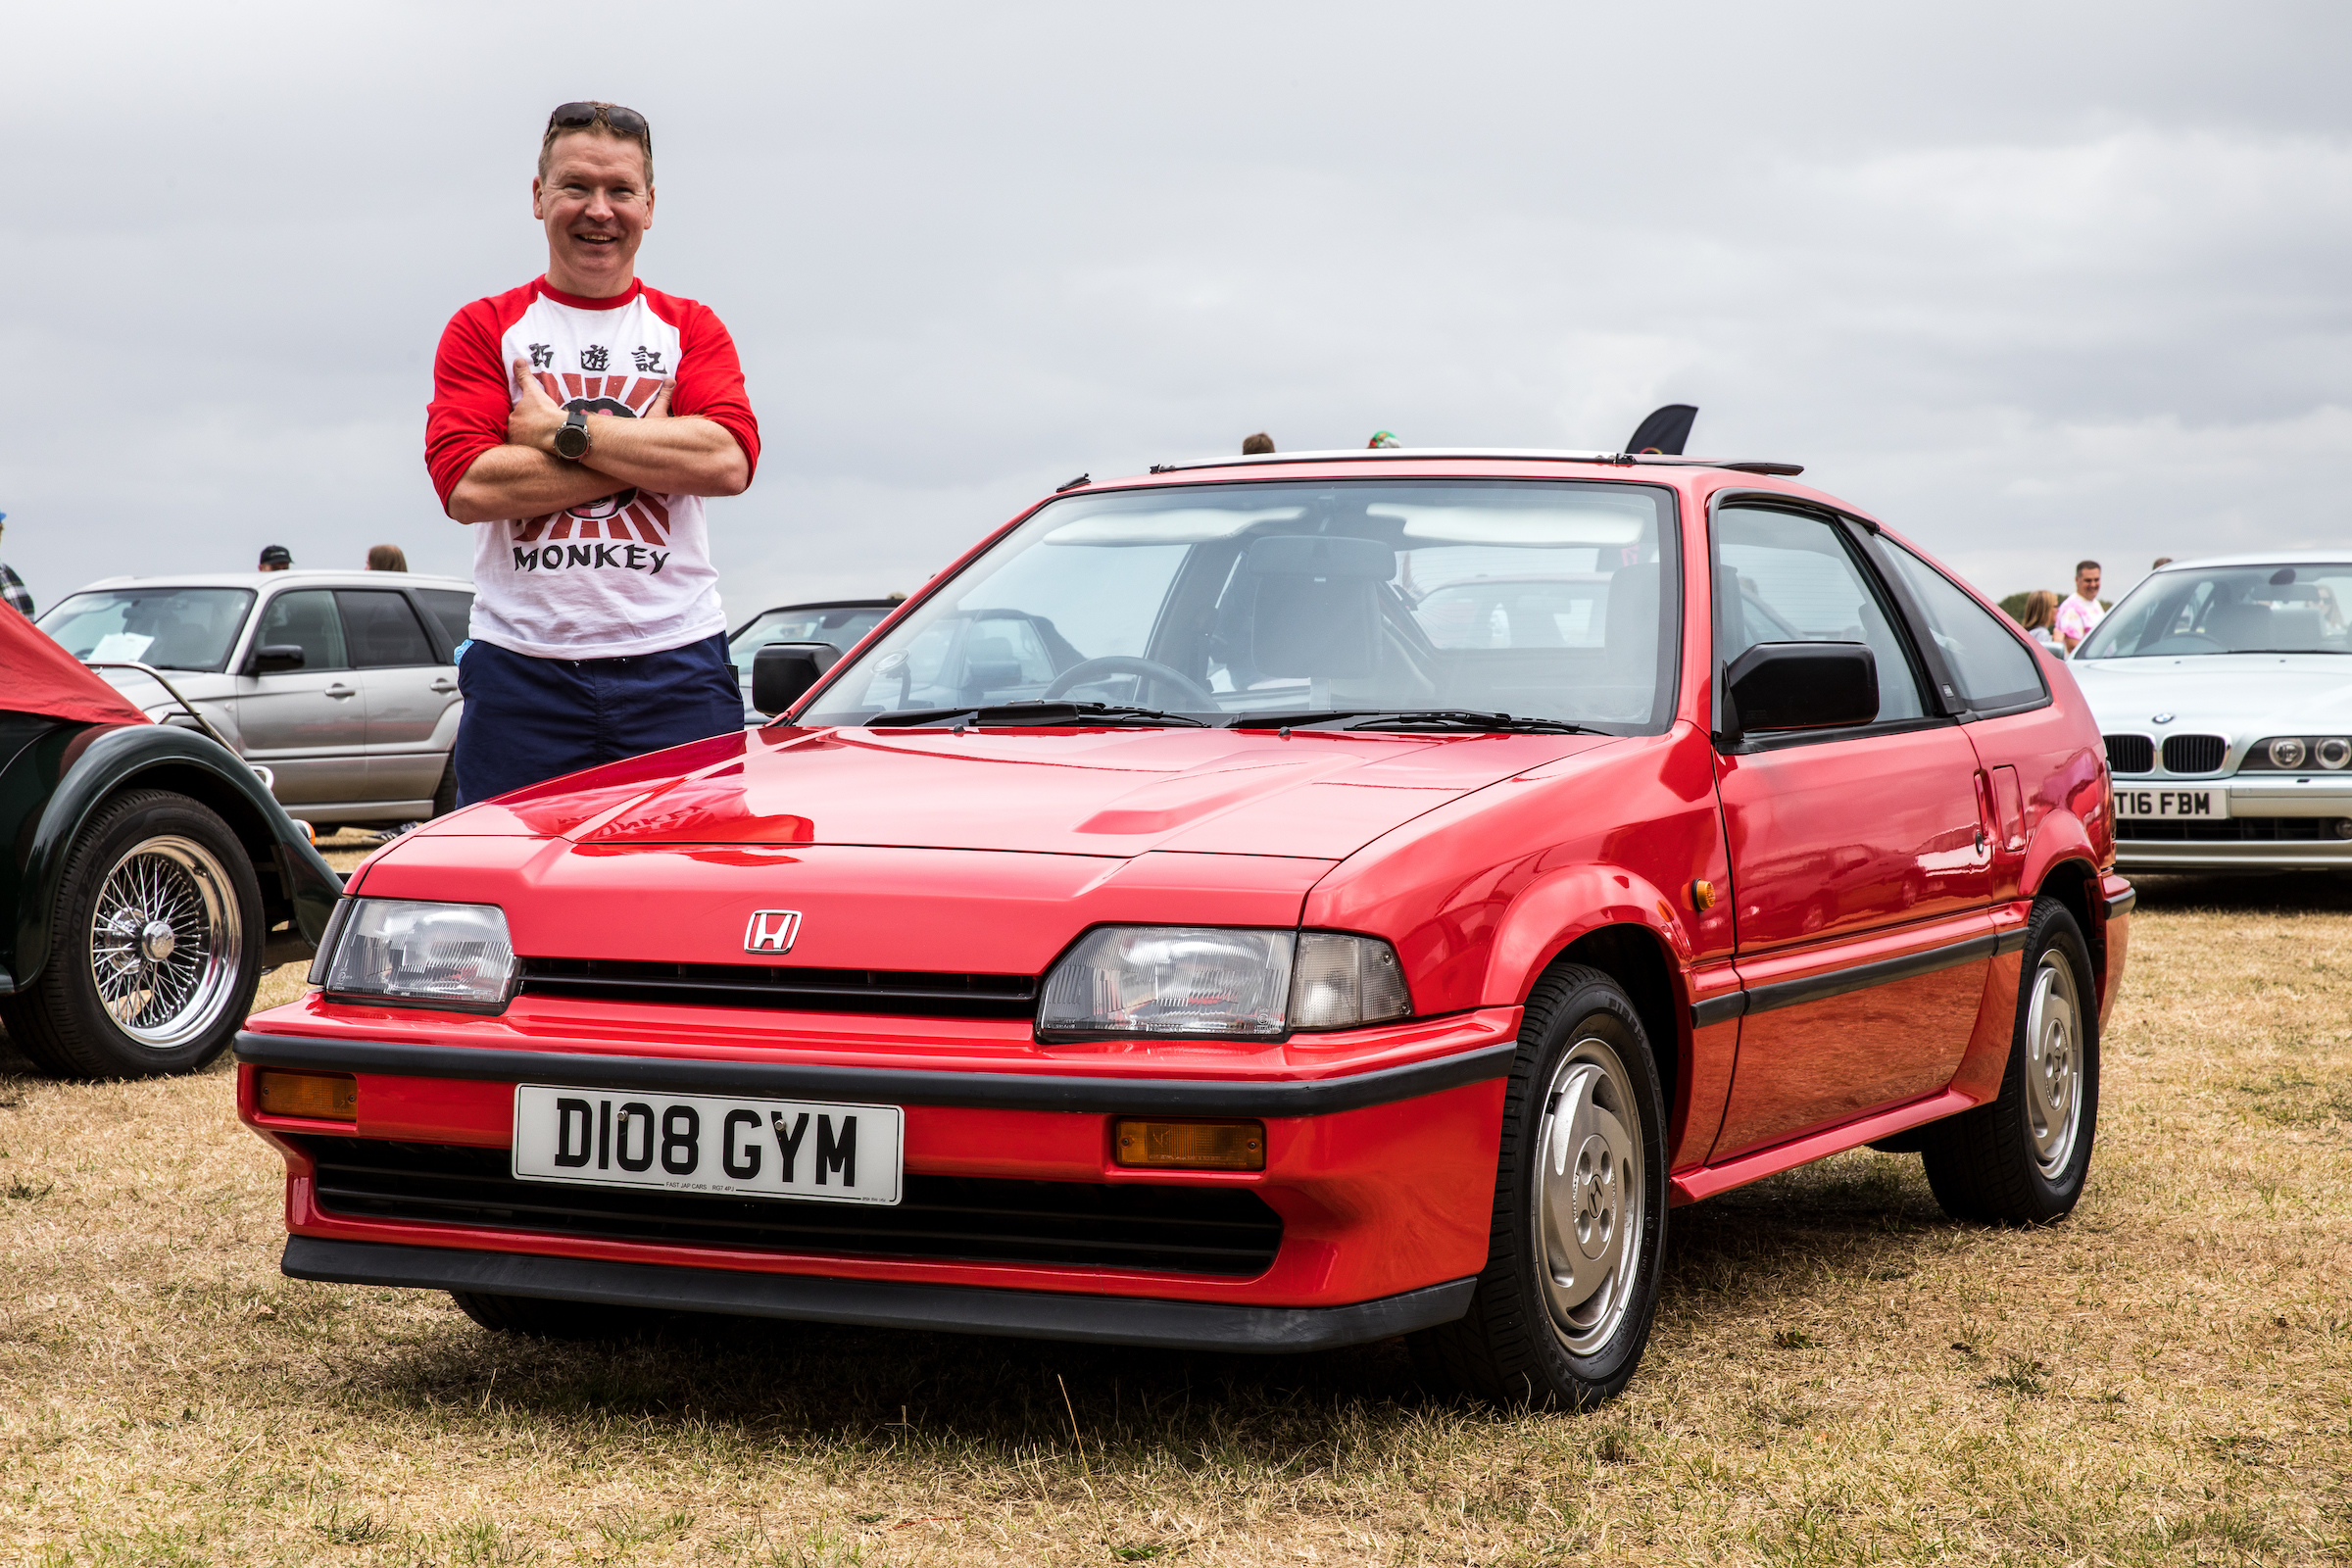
top-left (453, 632), bottom-right (744, 806)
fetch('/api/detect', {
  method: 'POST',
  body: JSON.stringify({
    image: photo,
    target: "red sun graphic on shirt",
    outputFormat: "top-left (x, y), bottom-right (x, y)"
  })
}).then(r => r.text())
top-left (510, 371), bottom-right (674, 546)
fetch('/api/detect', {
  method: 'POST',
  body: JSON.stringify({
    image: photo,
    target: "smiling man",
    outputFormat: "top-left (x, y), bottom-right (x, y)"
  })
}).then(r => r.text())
top-left (425, 101), bottom-right (760, 806)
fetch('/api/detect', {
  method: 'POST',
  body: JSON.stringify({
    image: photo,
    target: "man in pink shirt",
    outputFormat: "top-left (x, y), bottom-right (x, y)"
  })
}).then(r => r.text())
top-left (2055, 560), bottom-right (2104, 655)
top-left (424, 101), bottom-right (760, 805)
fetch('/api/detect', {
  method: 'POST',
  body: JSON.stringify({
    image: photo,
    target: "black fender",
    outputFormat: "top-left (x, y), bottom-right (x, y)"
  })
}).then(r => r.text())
top-left (0, 715), bottom-right (341, 994)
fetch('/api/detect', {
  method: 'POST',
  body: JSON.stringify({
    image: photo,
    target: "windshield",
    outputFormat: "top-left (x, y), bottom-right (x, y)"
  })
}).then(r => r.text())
top-left (38, 587), bottom-right (255, 672)
top-left (729, 604), bottom-right (894, 680)
top-left (2076, 564), bottom-right (2352, 659)
top-left (800, 479), bottom-right (1680, 731)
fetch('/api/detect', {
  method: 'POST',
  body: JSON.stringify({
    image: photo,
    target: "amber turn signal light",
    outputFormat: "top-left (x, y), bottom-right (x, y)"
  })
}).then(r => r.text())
top-left (1112, 1118), bottom-right (1265, 1171)
top-left (1690, 879), bottom-right (1718, 911)
top-left (255, 1069), bottom-right (357, 1121)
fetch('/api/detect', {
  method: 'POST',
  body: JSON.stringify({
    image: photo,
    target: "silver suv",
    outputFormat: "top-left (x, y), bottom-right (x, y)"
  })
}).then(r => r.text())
top-left (39, 571), bottom-right (475, 830)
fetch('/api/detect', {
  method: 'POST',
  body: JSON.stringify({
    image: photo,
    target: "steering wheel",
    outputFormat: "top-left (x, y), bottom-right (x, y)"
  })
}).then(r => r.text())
top-left (1042, 656), bottom-right (1220, 710)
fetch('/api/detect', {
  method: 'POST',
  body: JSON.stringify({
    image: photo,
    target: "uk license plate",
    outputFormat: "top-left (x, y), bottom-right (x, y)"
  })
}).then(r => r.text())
top-left (2114, 787), bottom-right (2228, 820)
top-left (511, 1084), bottom-right (903, 1206)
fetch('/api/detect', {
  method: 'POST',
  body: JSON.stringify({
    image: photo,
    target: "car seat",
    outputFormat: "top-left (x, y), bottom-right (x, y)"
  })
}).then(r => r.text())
top-left (1242, 535), bottom-right (1393, 679)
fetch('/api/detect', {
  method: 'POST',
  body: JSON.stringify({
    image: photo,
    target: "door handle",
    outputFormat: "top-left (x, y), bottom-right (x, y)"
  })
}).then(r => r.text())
top-left (324, 683), bottom-right (357, 699)
top-left (430, 679), bottom-right (458, 694)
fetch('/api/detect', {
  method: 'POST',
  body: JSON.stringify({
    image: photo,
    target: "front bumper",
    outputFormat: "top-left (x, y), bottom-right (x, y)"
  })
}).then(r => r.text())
top-left (2115, 777), bottom-right (2352, 871)
top-left (285, 1238), bottom-right (1477, 1352)
top-left (236, 1002), bottom-right (1518, 1338)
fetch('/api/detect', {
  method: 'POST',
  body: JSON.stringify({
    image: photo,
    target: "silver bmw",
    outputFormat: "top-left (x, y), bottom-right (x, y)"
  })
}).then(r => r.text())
top-left (2069, 552), bottom-right (2352, 872)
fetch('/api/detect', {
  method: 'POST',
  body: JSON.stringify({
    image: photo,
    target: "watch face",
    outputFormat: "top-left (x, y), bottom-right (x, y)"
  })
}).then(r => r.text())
top-left (554, 416), bottom-right (590, 460)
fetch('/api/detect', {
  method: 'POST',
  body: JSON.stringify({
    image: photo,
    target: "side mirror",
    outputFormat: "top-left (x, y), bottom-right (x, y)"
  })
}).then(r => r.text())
top-left (1721, 642), bottom-right (1877, 740)
top-left (751, 641), bottom-right (841, 717)
top-left (251, 644), bottom-right (306, 675)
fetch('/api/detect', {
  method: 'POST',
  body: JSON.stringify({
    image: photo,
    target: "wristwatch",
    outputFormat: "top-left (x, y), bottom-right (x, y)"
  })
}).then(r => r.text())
top-left (552, 408), bottom-right (592, 462)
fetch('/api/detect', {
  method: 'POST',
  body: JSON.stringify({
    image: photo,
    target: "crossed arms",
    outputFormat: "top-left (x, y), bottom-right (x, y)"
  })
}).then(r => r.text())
top-left (446, 358), bottom-right (751, 524)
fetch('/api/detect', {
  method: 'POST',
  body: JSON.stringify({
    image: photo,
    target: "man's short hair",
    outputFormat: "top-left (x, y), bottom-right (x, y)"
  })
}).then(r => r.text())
top-left (2075, 560), bottom-right (2100, 575)
top-left (1242, 432), bottom-right (1274, 455)
top-left (2152, 557), bottom-right (2173, 569)
top-left (539, 102), bottom-right (654, 185)
top-left (367, 544), bottom-right (409, 571)
top-left (258, 545), bottom-right (292, 569)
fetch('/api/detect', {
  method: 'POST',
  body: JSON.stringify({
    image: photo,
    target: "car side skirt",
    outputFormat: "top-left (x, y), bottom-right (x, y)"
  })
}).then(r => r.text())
top-left (282, 1237), bottom-right (1478, 1353)
top-left (1668, 1089), bottom-right (1975, 1205)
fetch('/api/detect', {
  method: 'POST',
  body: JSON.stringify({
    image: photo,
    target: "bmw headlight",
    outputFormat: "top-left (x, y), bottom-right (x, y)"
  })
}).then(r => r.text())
top-left (311, 898), bottom-right (518, 1012)
top-left (1038, 926), bottom-right (1410, 1039)
top-left (2251, 735), bottom-right (2351, 771)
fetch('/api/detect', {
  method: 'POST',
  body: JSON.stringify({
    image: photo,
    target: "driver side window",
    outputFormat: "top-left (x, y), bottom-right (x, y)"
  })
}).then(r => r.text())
top-left (1713, 507), bottom-right (1927, 722)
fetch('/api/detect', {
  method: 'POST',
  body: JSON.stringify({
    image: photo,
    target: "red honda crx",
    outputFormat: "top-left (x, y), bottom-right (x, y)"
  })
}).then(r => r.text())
top-left (238, 450), bottom-right (2129, 1405)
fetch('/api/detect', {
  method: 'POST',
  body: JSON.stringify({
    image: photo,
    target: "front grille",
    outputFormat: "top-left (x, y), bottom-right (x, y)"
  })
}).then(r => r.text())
top-left (2162, 734), bottom-right (2229, 774)
top-left (2105, 734), bottom-right (2154, 774)
top-left (518, 957), bottom-right (1037, 1019)
top-left (293, 1135), bottom-right (1282, 1278)
top-left (2120, 816), bottom-right (2335, 843)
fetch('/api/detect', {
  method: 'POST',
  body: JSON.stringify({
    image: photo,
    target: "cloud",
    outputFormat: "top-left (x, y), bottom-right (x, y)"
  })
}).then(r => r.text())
top-left (2, 2), bottom-right (2347, 626)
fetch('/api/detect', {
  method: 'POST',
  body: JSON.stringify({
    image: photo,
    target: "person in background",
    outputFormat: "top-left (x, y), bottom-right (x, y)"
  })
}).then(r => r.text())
top-left (1367, 430), bottom-right (1400, 449)
top-left (1242, 432), bottom-right (1274, 455)
top-left (424, 100), bottom-right (758, 808)
top-left (258, 545), bottom-right (293, 571)
top-left (2055, 560), bottom-right (2104, 654)
top-left (367, 544), bottom-right (410, 571)
top-left (0, 514), bottom-right (29, 617)
top-left (2151, 557), bottom-right (2174, 570)
top-left (2016, 589), bottom-right (2065, 657)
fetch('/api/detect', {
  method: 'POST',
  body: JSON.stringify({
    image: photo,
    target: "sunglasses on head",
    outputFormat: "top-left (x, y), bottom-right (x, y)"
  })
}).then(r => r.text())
top-left (545, 101), bottom-right (652, 152)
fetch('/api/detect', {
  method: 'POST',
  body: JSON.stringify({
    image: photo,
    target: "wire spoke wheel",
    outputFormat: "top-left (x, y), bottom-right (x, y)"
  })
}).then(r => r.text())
top-left (1535, 1033), bottom-right (1646, 1358)
top-left (2022, 946), bottom-right (2082, 1178)
top-left (85, 834), bottom-right (243, 1050)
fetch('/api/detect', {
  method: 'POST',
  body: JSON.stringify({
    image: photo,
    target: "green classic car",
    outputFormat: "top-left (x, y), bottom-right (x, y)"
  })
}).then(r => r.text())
top-left (1, 612), bottom-right (341, 1078)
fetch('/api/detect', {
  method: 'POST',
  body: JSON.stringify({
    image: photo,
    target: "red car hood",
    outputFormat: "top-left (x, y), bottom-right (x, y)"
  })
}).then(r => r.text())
top-left (441, 724), bottom-right (1617, 860)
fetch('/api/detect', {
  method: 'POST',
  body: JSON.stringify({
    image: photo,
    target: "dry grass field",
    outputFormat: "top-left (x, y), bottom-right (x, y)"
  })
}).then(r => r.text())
top-left (2, 848), bottom-right (2346, 1565)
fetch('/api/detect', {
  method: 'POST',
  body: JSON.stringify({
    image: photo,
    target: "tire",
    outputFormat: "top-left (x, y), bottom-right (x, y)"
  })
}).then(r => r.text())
top-left (450, 1291), bottom-right (663, 1341)
top-left (1409, 963), bottom-right (1669, 1407)
top-left (0, 789), bottom-right (264, 1079)
top-left (1920, 898), bottom-right (2099, 1225)
top-left (429, 756), bottom-right (458, 818)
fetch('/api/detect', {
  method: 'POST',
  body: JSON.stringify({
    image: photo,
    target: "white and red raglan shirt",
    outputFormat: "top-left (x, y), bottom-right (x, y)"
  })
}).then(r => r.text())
top-left (424, 277), bottom-right (760, 661)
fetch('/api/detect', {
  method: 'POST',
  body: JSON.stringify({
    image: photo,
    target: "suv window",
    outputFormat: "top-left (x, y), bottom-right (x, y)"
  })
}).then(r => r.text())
top-left (254, 590), bottom-right (348, 671)
top-left (414, 588), bottom-right (475, 648)
top-left (1875, 539), bottom-right (2046, 710)
top-left (336, 590), bottom-right (437, 668)
top-left (1713, 506), bottom-right (1927, 721)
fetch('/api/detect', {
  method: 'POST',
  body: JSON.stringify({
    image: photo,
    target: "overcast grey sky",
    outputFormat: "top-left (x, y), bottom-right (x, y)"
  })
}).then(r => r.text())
top-left (4, 1), bottom-right (2347, 620)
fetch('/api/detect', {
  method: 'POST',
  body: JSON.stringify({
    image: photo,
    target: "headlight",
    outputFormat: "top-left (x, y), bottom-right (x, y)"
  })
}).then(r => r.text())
top-left (314, 898), bottom-right (517, 1012)
top-left (1038, 926), bottom-right (1410, 1039)
top-left (2250, 736), bottom-right (2350, 771)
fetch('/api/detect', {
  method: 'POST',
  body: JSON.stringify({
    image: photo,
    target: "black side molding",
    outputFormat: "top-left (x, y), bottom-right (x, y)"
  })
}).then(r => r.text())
top-left (233, 1033), bottom-right (1515, 1118)
top-left (1686, 930), bottom-right (2002, 1030)
top-left (282, 1237), bottom-right (1477, 1354)
top-left (2105, 883), bottom-right (2136, 919)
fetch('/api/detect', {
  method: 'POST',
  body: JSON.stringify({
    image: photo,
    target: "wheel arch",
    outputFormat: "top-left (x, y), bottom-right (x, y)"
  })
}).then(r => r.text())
top-left (2027, 852), bottom-right (2105, 994)
top-left (1482, 864), bottom-right (1690, 1135)
top-left (12, 726), bottom-right (340, 990)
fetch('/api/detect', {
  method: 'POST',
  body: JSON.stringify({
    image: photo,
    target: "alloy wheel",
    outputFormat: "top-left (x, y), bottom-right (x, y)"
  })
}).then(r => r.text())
top-left (1535, 1033), bottom-right (1647, 1357)
top-left (2023, 946), bottom-right (2083, 1178)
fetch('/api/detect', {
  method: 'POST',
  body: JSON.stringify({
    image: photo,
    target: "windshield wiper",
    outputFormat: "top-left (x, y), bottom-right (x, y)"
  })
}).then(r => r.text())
top-left (864, 700), bottom-right (1207, 728)
top-left (1229, 710), bottom-right (1596, 735)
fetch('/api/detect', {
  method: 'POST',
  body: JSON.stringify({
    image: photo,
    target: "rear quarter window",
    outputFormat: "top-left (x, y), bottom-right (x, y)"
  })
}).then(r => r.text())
top-left (1877, 539), bottom-right (2046, 711)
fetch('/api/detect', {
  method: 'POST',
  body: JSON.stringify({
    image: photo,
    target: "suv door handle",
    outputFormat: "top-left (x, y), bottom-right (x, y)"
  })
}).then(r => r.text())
top-left (324, 683), bottom-right (357, 700)
top-left (430, 679), bottom-right (458, 694)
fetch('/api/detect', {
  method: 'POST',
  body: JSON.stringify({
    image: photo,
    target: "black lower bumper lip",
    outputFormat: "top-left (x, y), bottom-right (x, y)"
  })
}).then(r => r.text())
top-left (281, 1237), bottom-right (1477, 1353)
